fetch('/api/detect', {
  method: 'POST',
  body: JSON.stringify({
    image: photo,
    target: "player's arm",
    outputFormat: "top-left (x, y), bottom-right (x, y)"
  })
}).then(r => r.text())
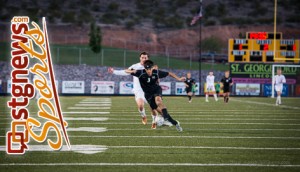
top-left (108, 67), bottom-right (130, 76)
top-left (229, 78), bottom-right (234, 86)
top-left (125, 69), bottom-right (136, 74)
top-left (125, 69), bottom-right (142, 78)
top-left (282, 75), bottom-right (286, 83)
top-left (168, 72), bottom-right (185, 81)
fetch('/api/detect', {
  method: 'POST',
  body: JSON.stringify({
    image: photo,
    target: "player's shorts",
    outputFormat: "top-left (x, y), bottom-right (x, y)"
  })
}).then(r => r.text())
top-left (206, 84), bottom-right (216, 92)
top-left (223, 86), bottom-right (230, 93)
top-left (145, 87), bottom-right (162, 110)
top-left (185, 87), bottom-right (192, 93)
top-left (216, 90), bottom-right (220, 94)
top-left (133, 90), bottom-right (148, 103)
top-left (275, 85), bottom-right (283, 92)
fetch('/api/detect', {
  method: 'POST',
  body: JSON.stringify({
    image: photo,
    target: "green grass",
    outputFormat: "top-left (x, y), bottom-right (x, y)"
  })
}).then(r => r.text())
top-left (0, 96), bottom-right (300, 171)
top-left (0, 42), bottom-right (229, 70)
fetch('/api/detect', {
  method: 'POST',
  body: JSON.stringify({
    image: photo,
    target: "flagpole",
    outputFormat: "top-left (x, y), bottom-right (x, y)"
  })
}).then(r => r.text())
top-left (199, 0), bottom-right (202, 96)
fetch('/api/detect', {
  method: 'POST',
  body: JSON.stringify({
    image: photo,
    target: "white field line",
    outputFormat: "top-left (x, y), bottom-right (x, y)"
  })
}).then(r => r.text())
top-left (30, 127), bottom-right (108, 132)
top-left (112, 111), bottom-right (300, 113)
top-left (1, 145), bottom-right (300, 152)
top-left (75, 104), bottom-right (111, 106)
top-left (105, 118), bottom-right (300, 121)
top-left (107, 145), bottom-right (300, 150)
top-left (63, 112), bottom-right (110, 114)
top-left (64, 115), bottom-right (300, 118)
top-left (64, 117), bottom-right (108, 121)
top-left (0, 135), bottom-right (298, 139)
top-left (0, 145), bottom-right (107, 154)
top-left (0, 163), bottom-right (299, 167)
top-left (107, 128), bottom-right (300, 131)
top-left (1, 118), bottom-right (300, 121)
top-left (232, 98), bottom-right (300, 110)
top-left (80, 101), bottom-right (111, 103)
top-left (1, 122), bottom-right (299, 126)
top-left (55, 122), bottom-right (300, 126)
top-left (78, 102), bottom-right (111, 104)
top-left (1, 128), bottom-right (300, 132)
top-left (67, 107), bottom-right (111, 110)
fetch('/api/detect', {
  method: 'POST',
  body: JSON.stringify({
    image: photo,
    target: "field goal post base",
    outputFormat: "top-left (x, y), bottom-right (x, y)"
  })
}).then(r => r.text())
top-left (271, 64), bottom-right (300, 98)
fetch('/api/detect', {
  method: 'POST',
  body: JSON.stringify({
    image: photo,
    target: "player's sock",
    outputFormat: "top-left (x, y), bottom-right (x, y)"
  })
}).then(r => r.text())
top-left (213, 94), bottom-right (218, 101)
top-left (151, 115), bottom-right (156, 123)
top-left (276, 96), bottom-right (279, 104)
top-left (224, 96), bottom-right (226, 102)
top-left (205, 94), bottom-right (208, 101)
top-left (226, 97), bottom-right (229, 103)
top-left (278, 96), bottom-right (281, 104)
top-left (188, 96), bottom-right (192, 101)
top-left (138, 108), bottom-right (146, 117)
top-left (161, 108), bottom-right (178, 125)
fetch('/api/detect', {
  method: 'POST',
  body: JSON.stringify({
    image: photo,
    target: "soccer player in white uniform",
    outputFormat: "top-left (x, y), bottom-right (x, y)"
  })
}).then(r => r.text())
top-left (205, 71), bottom-right (218, 102)
top-left (108, 52), bottom-right (158, 129)
top-left (274, 68), bottom-right (286, 105)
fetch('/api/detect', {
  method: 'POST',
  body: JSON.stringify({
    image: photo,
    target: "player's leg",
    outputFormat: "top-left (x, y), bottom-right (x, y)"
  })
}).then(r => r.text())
top-left (275, 85), bottom-right (283, 105)
top-left (226, 92), bottom-right (230, 103)
top-left (187, 92), bottom-right (193, 103)
top-left (205, 86), bottom-right (210, 102)
top-left (135, 91), bottom-right (147, 125)
top-left (275, 86), bottom-right (279, 105)
top-left (154, 96), bottom-right (182, 131)
top-left (211, 86), bottom-right (218, 101)
top-left (151, 109), bottom-right (158, 129)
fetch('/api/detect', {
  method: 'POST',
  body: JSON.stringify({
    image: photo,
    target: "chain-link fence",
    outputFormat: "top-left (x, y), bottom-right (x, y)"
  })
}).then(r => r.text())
top-left (50, 46), bottom-right (203, 69)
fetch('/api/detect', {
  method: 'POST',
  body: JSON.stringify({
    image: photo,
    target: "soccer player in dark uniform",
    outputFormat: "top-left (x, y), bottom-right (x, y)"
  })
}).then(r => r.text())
top-left (184, 72), bottom-right (196, 103)
top-left (125, 60), bottom-right (185, 131)
top-left (220, 71), bottom-right (233, 103)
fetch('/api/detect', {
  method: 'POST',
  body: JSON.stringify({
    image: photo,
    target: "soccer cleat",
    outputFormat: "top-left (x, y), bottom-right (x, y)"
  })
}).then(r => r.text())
top-left (142, 116), bottom-right (147, 125)
top-left (175, 120), bottom-right (183, 132)
top-left (151, 123), bottom-right (157, 129)
top-left (188, 100), bottom-right (192, 103)
top-left (215, 99), bottom-right (218, 101)
top-left (205, 99), bottom-right (209, 102)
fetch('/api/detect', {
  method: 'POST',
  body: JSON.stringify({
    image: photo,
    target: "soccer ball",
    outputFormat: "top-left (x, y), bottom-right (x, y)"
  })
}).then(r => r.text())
top-left (155, 115), bottom-right (164, 127)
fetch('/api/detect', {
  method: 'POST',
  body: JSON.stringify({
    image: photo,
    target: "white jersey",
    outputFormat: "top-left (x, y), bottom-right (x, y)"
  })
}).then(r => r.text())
top-left (113, 62), bottom-right (144, 93)
top-left (206, 75), bottom-right (215, 86)
top-left (274, 75), bottom-right (286, 87)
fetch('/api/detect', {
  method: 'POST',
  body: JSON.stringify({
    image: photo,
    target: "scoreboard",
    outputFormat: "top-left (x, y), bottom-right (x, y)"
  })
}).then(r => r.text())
top-left (228, 32), bottom-right (299, 63)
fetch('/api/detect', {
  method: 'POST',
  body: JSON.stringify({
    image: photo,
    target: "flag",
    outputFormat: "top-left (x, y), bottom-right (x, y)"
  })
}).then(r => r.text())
top-left (190, 2), bottom-right (203, 26)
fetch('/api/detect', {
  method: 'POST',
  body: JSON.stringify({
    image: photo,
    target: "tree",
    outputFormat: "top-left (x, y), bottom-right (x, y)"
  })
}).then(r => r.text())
top-left (200, 36), bottom-right (224, 53)
top-left (89, 22), bottom-right (102, 53)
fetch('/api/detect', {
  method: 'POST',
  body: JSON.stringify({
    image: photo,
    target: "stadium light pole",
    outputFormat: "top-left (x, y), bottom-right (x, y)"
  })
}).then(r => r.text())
top-left (198, 0), bottom-right (202, 96)
top-left (271, 0), bottom-right (277, 98)
top-left (273, 0), bottom-right (277, 63)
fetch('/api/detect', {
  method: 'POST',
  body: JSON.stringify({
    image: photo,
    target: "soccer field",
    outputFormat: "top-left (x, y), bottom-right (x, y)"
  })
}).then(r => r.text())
top-left (1, 96), bottom-right (300, 172)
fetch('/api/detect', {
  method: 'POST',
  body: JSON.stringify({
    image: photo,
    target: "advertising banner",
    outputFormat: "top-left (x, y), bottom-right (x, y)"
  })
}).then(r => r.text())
top-left (175, 82), bottom-right (199, 95)
top-left (91, 81), bottom-right (114, 94)
top-left (119, 81), bottom-right (134, 94)
top-left (204, 83), bottom-right (224, 95)
top-left (7, 80), bottom-right (11, 93)
top-left (159, 82), bottom-right (171, 95)
top-left (235, 83), bottom-right (260, 96)
top-left (62, 81), bottom-right (85, 93)
top-left (230, 63), bottom-right (298, 84)
top-left (264, 84), bottom-right (288, 97)
top-left (296, 85), bottom-right (300, 96)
